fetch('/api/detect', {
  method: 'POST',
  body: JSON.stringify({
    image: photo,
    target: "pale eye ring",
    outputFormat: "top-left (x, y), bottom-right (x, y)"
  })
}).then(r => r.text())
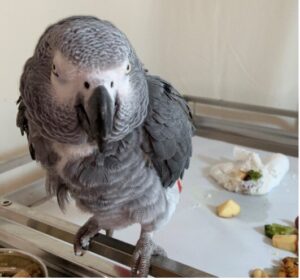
top-left (125, 63), bottom-right (131, 74)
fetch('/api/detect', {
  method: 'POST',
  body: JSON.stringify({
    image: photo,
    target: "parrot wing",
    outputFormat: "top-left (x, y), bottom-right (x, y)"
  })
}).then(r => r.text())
top-left (17, 57), bottom-right (52, 163)
top-left (16, 96), bottom-right (36, 160)
top-left (142, 75), bottom-right (194, 187)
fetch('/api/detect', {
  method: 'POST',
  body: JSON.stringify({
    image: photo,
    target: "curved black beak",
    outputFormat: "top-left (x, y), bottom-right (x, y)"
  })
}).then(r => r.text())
top-left (80, 85), bottom-right (113, 152)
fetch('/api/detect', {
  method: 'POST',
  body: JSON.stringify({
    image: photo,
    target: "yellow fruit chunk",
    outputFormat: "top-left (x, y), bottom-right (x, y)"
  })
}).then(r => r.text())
top-left (272, 234), bottom-right (298, 252)
top-left (216, 199), bottom-right (240, 218)
top-left (251, 268), bottom-right (269, 278)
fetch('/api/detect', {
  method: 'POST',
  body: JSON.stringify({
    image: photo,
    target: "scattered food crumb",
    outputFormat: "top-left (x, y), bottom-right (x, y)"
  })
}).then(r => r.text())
top-left (264, 223), bottom-right (296, 239)
top-left (272, 234), bottom-right (298, 253)
top-left (278, 257), bottom-right (298, 278)
top-left (216, 199), bottom-right (240, 218)
top-left (251, 268), bottom-right (269, 278)
top-left (192, 203), bottom-right (202, 209)
top-left (251, 257), bottom-right (298, 278)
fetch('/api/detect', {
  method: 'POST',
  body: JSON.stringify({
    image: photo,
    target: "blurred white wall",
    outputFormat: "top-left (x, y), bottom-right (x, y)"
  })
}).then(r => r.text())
top-left (0, 0), bottom-right (297, 157)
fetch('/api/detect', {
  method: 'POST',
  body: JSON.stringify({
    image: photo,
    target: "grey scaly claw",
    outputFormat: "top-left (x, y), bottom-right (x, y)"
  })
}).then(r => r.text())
top-left (131, 233), bottom-right (167, 277)
top-left (74, 226), bottom-right (92, 256)
top-left (73, 218), bottom-right (102, 256)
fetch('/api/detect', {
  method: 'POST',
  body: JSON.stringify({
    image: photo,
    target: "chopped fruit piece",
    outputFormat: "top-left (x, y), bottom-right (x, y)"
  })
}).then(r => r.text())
top-left (216, 199), bottom-right (240, 218)
top-left (251, 268), bottom-right (269, 277)
top-left (272, 235), bottom-right (298, 253)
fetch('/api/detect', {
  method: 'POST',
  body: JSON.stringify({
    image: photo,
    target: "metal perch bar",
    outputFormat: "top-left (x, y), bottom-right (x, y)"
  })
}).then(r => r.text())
top-left (0, 200), bottom-right (214, 277)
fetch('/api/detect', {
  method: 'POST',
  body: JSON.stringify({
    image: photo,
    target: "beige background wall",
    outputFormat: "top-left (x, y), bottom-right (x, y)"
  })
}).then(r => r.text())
top-left (0, 0), bottom-right (297, 156)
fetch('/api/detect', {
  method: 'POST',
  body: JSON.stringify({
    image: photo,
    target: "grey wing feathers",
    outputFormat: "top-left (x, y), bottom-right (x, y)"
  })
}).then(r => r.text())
top-left (17, 57), bottom-right (36, 159)
top-left (142, 75), bottom-right (194, 187)
top-left (16, 96), bottom-right (28, 136)
top-left (16, 96), bottom-right (35, 160)
top-left (18, 57), bottom-right (60, 166)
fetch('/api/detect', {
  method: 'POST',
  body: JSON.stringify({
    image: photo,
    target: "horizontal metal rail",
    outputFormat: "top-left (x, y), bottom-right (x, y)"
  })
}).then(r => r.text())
top-left (193, 117), bottom-right (297, 157)
top-left (0, 153), bottom-right (31, 174)
top-left (184, 95), bottom-right (298, 118)
top-left (183, 96), bottom-right (298, 156)
top-left (3, 178), bottom-right (47, 207)
top-left (195, 115), bottom-right (298, 142)
top-left (0, 199), bottom-right (215, 277)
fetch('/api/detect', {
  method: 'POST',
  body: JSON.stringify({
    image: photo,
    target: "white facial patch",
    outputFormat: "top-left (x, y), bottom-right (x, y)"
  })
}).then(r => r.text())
top-left (86, 60), bottom-right (131, 101)
top-left (51, 51), bottom-right (82, 105)
top-left (51, 52), bottom-right (131, 105)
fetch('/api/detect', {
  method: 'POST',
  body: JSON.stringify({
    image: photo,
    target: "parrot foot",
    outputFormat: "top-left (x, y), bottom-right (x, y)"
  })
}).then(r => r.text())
top-left (131, 231), bottom-right (167, 277)
top-left (74, 219), bottom-right (113, 256)
top-left (74, 218), bottom-right (113, 256)
top-left (74, 220), bottom-right (99, 256)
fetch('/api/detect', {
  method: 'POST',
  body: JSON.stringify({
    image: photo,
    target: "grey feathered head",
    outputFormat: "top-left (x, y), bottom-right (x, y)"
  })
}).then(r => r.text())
top-left (21, 16), bottom-right (148, 149)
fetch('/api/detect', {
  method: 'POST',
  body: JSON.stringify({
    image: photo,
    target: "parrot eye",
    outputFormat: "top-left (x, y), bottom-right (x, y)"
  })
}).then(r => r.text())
top-left (52, 64), bottom-right (59, 77)
top-left (125, 63), bottom-right (131, 74)
top-left (110, 81), bottom-right (114, 88)
top-left (84, 81), bottom-right (90, 89)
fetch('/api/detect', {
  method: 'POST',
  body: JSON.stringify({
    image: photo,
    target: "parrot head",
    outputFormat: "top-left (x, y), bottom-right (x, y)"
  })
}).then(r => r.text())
top-left (24, 16), bottom-right (148, 150)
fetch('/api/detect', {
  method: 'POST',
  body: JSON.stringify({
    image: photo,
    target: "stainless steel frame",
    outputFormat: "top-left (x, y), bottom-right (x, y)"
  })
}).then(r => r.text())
top-left (185, 96), bottom-right (298, 157)
top-left (0, 97), bottom-right (298, 277)
top-left (0, 197), bottom-right (212, 277)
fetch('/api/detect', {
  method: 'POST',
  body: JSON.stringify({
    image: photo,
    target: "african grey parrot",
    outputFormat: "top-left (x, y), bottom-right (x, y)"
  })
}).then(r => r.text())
top-left (17, 16), bottom-right (194, 277)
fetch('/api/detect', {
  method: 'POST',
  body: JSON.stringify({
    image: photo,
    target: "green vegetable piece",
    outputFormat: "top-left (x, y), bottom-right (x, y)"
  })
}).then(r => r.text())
top-left (264, 223), bottom-right (296, 239)
top-left (244, 170), bottom-right (262, 181)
